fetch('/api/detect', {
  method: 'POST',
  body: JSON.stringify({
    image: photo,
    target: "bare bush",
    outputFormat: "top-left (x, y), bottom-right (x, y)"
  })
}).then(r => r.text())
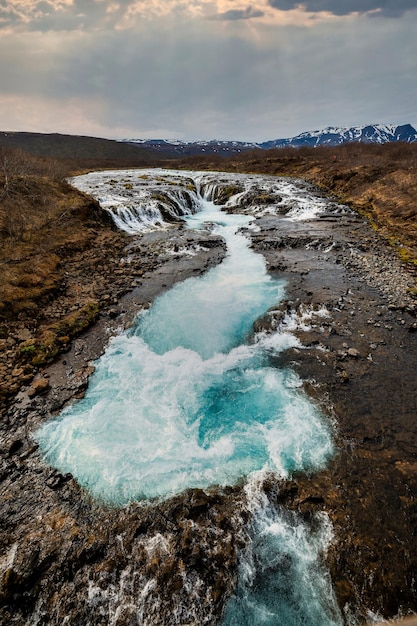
top-left (0, 145), bottom-right (68, 245)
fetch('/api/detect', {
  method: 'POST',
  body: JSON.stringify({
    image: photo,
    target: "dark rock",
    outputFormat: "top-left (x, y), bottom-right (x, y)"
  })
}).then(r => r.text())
top-left (8, 440), bottom-right (24, 456)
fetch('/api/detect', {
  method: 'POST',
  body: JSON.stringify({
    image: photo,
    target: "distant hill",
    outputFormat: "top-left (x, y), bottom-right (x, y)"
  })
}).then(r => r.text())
top-left (0, 131), bottom-right (166, 172)
top-left (1, 125), bottom-right (416, 170)
top-left (121, 138), bottom-right (260, 157)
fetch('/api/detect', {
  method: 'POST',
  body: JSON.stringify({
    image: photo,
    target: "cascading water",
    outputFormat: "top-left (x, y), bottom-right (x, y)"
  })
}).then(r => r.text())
top-left (221, 478), bottom-right (342, 626)
top-left (36, 169), bottom-right (343, 625)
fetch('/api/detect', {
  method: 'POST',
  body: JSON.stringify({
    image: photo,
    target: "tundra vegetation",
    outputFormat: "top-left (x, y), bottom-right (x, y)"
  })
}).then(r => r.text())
top-left (0, 145), bottom-right (122, 402)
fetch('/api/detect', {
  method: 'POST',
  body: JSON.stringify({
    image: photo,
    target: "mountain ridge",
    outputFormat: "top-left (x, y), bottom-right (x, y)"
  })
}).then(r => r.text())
top-left (262, 123), bottom-right (417, 148)
top-left (1, 124), bottom-right (416, 165)
top-left (124, 123), bottom-right (417, 156)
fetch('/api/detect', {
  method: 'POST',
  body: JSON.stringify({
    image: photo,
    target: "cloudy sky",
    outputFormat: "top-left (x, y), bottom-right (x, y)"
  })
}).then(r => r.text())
top-left (0, 0), bottom-right (416, 141)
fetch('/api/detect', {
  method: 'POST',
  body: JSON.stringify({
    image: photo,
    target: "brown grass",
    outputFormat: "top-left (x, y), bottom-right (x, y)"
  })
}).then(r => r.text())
top-left (0, 145), bottom-right (115, 320)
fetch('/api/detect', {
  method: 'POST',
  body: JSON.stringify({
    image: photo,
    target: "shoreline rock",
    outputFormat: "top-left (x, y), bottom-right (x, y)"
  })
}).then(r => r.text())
top-left (248, 210), bottom-right (417, 621)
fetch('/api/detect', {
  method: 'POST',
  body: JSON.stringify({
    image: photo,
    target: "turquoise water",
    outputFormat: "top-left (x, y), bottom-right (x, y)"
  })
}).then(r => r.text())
top-left (36, 198), bottom-right (333, 504)
top-left (221, 480), bottom-right (342, 626)
top-left (36, 174), bottom-right (342, 625)
top-left (136, 210), bottom-right (277, 360)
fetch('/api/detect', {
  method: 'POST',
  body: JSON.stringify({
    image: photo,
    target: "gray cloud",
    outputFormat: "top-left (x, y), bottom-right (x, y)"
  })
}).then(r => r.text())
top-left (1, 0), bottom-right (416, 35)
top-left (0, 5), bottom-right (22, 28)
top-left (268, 0), bottom-right (417, 18)
top-left (210, 6), bottom-right (264, 20)
top-left (0, 7), bottom-right (416, 140)
top-left (0, 0), bottom-right (134, 31)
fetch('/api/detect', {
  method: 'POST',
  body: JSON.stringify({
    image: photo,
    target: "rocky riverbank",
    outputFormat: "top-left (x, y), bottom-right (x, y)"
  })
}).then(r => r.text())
top-left (1, 216), bottom-right (233, 625)
top-left (1, 171), bottom-right (417, 625)
top-left (246, 208), bottom-right (417, 621)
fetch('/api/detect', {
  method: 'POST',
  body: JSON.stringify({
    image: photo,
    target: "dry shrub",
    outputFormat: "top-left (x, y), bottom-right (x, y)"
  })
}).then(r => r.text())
top-left (0, 144), bottom-right (115, 321)
top-left (0, 146), bottom-right (65, 246)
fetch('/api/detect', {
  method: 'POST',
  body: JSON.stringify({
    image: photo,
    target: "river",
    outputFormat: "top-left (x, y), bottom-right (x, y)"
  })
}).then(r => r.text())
top-left (36, 169), bottom-right (343, 625)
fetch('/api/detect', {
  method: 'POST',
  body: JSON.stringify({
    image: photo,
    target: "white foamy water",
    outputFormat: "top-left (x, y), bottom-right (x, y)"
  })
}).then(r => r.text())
top-left (221, 477), bottom-right (343, 625)
top-left (71, 169), bottom-right (201, 232)
top-left (70, 168), bottom-right (341, 233)
top-left (36, 183), bottom-right (335, 503)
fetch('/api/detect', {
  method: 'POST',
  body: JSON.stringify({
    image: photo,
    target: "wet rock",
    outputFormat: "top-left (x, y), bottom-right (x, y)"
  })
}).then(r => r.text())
top-left (45, 471), bottom-right (73, 490)
top-left (8, 440), bottom-right (24, 456)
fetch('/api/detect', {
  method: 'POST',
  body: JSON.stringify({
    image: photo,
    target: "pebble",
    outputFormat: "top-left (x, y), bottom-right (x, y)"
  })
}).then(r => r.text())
top-left (28, 378), bottom-right (50, 397)
top-left (347, 348), bottom-right (360, 358)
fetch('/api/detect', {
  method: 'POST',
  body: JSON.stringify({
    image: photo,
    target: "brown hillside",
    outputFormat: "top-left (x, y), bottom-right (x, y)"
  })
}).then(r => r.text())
top-left (0, 145), bottom-right (116, 318)
top-left (0, 145), bottom-right (129, 402)
top-left (0, 131), bottom-right (171, 173)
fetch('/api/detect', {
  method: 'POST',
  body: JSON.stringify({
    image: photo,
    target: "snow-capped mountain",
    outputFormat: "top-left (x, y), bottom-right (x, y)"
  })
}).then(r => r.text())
top-left (122, 138), bottom-right (259, 156)
top-left (122, 124), bottom-right (417, 157)
top-left (260, 124), bottom-right (417, 148)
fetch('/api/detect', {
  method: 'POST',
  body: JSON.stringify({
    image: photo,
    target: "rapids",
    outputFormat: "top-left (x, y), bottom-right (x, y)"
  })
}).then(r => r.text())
top-left (36, 169), bottom-right (343, 625)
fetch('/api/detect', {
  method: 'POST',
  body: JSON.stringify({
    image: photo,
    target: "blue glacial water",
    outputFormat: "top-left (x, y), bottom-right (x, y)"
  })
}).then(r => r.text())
top-left (36, 197), bottom-right (334, 504)
top-left (221, 480), bottom-right (342, 626)
top-left (36, 172), bottom-right (342, 626)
